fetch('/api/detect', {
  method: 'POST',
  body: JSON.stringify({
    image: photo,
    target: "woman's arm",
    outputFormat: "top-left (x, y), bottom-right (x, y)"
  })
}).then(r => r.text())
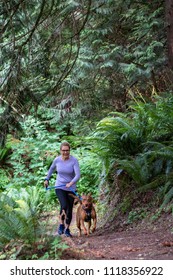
top-left (45, 158), bottom-right (56, 181)
top-left (71, 159), bottom-right (81, 184)
top-left (66, 159), bottom-right (80, 188)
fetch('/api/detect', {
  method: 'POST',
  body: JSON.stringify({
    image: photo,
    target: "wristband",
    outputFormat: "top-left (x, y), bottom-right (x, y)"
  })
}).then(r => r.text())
top-left (44, 178), bottom-right (49, 181)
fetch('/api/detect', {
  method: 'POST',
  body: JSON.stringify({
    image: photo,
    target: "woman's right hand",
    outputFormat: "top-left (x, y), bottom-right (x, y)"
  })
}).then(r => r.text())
top-left (44, 180), bottom-right (49, 188)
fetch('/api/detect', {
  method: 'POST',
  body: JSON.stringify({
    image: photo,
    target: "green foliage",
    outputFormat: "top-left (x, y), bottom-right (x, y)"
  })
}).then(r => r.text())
top-left (0, 137), bottom-right (12, 178)
top-left (0, 186), bottom-right (45, 247)
top-left (7, 116), bottom-right (59, 188)
top-left (91, 111), bottom-right (145, 173)
top-left (39, 238), bottom-right (68, 260)
top-left (92, 95), bottom-right (173, 207)
top-left (0, 0), bottom-right (167, 147)
top-left (75, 147), bottom-right (102, 198)
top-left (123, 4), bottom-right (165, 82)
top-left (0, 0), bottom-right (171, 243)
top-left (0, 185), bottom-right (67, 259)
top-left (127, 208), bottom-right (148, 224)
top-left (0, 169), bottom-right (10, 191)
top-left (0, 142), bottom-right (11, 164)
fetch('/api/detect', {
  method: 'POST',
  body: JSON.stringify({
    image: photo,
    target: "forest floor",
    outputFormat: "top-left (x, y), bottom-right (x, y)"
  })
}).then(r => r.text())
top-left (58, 205), bottom-right (173, 260)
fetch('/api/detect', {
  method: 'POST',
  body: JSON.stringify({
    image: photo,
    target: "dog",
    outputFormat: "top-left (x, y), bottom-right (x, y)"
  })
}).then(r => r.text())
top-left (75, 193), bottom-right (97, 237)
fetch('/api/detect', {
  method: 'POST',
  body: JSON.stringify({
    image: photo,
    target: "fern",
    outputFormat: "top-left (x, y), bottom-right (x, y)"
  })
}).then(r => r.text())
top-left (161, 185), bottom-right (173, 208)
top-left (91, 95), bottom-right (173, 207)
top-left (0, 186), bottom-right (47, 248)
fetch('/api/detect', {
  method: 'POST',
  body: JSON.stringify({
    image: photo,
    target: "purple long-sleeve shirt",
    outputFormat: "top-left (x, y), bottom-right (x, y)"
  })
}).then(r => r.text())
top-left (46, 155), bottom-right (80, 192)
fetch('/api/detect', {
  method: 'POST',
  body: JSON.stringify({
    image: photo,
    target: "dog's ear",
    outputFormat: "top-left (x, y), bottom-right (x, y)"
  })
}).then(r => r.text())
top-left (92, 198), bottom-right (97, 204)
top-left (74, 198), bottom-right (79, 205)
top-left (87, 193), bottom-right (93, 199)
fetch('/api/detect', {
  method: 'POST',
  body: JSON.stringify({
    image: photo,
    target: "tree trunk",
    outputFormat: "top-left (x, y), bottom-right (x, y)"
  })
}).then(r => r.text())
top-left (165, 0), bottom-right (173, 68)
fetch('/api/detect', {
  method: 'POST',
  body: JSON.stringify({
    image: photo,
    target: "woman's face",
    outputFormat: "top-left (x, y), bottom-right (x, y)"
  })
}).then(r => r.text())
top-left (60, 145), bottom-right (70, 160)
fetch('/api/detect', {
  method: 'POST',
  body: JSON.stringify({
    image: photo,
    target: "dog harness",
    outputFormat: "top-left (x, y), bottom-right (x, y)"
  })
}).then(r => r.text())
top-left (82, 206), bottom-right (92, 222)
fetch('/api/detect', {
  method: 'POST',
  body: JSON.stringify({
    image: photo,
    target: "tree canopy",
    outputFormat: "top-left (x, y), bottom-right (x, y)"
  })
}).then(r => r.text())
top-left (1, 0), bottom-right (171, 145)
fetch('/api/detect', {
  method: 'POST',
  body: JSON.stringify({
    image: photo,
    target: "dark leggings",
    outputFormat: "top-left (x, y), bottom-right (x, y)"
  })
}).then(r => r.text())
top-left (55, 189), bottom-right (74, 225)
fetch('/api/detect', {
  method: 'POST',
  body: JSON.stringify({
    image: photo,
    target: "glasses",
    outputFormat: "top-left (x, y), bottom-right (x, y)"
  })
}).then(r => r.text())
top-left (61, 149), bottom-right (70, 152)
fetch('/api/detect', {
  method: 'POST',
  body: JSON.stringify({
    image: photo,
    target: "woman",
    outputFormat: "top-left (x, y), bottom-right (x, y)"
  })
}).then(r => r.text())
top-left (44, 141), bottom-right (80, 237)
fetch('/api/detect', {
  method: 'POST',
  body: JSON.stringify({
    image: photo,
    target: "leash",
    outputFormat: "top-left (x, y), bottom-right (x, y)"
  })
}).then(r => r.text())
top-left (45, 185), bottom-right (82, 200)
top-left (46, 185), bottom-right (66, 190)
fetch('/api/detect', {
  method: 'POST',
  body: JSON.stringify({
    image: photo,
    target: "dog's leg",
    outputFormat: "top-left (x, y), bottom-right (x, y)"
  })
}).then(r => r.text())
top-left (92, 217), bottom-right (97, 233)
top-left (81, 220), bottom-right (87, 235)
top-left (87, 221), bottom-right (91, 236)
top-left (78, 224), bottom-right (82, 237)
top-left (76, 209), bottom-right (82, 237)
top-left (77, 222), bottom-right (82, 237)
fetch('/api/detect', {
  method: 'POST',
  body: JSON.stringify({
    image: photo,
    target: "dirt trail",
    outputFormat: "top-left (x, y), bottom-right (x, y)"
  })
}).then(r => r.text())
top-left (60, 206), bottom-right (173, 260)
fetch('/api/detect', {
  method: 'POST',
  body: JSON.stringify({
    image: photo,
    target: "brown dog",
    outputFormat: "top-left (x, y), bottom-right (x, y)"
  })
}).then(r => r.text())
top-left (76, 194), bottom-right (97, 237)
